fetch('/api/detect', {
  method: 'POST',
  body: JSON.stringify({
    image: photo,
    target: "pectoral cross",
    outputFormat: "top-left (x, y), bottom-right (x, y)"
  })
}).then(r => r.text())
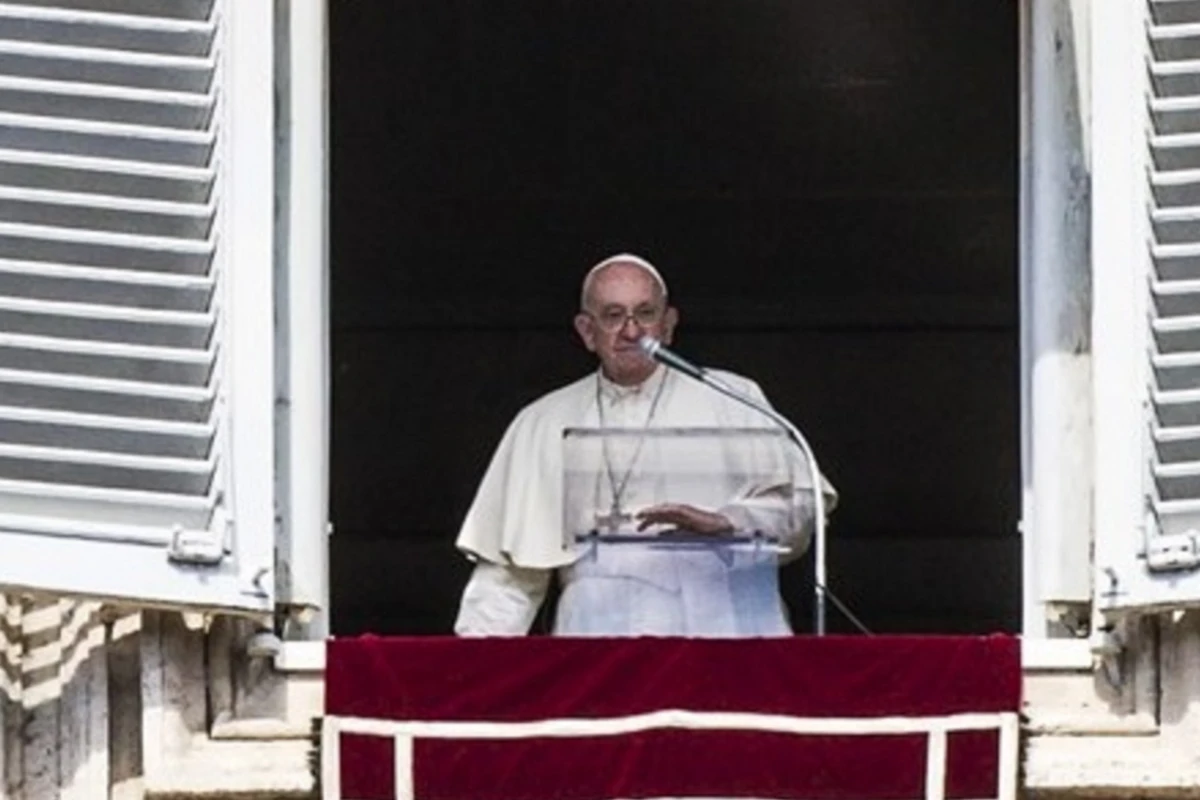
top-left (595, 502), bottom-right (633, 533)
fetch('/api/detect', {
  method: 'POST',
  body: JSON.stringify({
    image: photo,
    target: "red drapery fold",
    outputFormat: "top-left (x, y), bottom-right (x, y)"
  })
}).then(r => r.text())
top-left (326, 635), bottom-right (1020, 800)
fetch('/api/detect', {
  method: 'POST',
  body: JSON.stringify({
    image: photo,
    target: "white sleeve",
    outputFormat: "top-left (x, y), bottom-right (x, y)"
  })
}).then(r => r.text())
top-left (454, 561), bottom-right (552, 636)
top-left (719, 491), bottom-right (817, 558)
top-left (710, 373), bottom-right (837, 560)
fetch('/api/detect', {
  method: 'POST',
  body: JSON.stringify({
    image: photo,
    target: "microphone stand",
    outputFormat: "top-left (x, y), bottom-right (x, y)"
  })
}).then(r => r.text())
top-left (639, 336), bottom-right (867, 635)
top-left (691, 372), bottom-right (831, 635)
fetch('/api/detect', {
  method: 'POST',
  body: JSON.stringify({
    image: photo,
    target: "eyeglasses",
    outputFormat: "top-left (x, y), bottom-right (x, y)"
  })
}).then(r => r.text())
top-left (588, 305), bottom-right (665, 332)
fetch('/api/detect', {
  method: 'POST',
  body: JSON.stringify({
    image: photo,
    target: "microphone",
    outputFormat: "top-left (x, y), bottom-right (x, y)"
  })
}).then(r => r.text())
top-left (637, 335), bottom-right (707, 381)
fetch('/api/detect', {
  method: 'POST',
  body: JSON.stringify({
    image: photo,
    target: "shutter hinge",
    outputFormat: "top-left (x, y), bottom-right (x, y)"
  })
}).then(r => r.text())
top-left (167, 510), bottom-right (232, 566)
top-left (1144, 530), bottom-right (1200, 573)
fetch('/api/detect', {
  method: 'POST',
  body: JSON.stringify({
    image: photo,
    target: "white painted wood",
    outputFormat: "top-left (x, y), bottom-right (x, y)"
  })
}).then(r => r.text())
top-left (0, 535), bottom-right (261, 613)
top-left (221, 0), bottom-right (277, 612)
top-left (0, 0), bottom-right (275, 613)
top-left (1024, 0), bottom-right (1093, 621)
top-left (1091, 0), bottom-right (1155, 616)
top-left (276, 0), bottom-right (331, 633)
top-left (1017, 0), bottom-right (1037, 637)
top-left (1092, 0), bottom-right (1200, 614)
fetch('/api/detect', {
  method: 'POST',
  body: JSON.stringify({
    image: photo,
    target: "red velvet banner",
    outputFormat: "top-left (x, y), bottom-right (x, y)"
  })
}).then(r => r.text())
top-left (326, 635), bottom-right (1020, 800)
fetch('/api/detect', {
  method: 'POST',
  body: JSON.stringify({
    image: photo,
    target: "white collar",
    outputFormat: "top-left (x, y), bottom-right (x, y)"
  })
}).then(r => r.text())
top-left (596, 364), bottom-right (667, 404)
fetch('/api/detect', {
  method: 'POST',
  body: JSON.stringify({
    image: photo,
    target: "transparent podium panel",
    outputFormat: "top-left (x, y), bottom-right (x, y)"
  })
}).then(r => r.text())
top-left (558, 427), bottom-right (809, 636)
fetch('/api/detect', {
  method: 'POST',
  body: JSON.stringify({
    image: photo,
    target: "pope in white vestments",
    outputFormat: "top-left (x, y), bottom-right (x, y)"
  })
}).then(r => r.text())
top-left (454, 254), bottom-right (837, 637)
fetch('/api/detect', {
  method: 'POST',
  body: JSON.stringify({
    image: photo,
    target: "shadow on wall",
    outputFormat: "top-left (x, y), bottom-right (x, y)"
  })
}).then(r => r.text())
top-left (1, 595), bottom-right (122, 793)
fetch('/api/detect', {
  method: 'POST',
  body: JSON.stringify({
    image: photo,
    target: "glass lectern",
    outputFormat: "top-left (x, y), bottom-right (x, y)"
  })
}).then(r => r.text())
top-left (557, 426), bottom-right (810, 636)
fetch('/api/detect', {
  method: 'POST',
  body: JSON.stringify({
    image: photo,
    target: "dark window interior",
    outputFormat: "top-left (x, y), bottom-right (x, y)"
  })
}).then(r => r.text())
top-left (329, 1), bottom-right (1019, 635)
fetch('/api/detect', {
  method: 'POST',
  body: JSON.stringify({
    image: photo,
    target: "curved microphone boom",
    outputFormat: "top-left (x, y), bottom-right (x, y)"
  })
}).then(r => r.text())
top-left (636, 335), bottom-right (706, 380)
top-left (637, 334), bottom-right (857, 636)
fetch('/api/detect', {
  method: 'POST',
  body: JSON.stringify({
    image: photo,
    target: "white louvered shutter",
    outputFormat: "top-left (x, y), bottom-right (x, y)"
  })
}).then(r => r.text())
top-left (1093, 0), bottom-right (1200, 615)
top-left (0, 0), bottom-right (275, 613)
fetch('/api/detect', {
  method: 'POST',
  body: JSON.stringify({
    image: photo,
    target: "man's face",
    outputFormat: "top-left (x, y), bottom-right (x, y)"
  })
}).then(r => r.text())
top-left (573, 262), bottom-right (678, 386)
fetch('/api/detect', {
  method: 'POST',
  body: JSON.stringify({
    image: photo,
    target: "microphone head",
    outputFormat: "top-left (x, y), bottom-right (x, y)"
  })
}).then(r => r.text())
top-left (637, 335), bottom-right (661, 356)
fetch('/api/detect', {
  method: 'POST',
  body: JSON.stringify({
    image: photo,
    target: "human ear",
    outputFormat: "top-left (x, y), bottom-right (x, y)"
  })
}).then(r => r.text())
top-left (574, 312), bottom-right (598, 352)
top-left (661, 306), bottom-right (679, 345)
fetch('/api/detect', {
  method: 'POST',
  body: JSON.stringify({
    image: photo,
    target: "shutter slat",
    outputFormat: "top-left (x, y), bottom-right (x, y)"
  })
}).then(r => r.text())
top-left (0, 298), bottom-right (214, 350)
top-left (8, 0), bottom-right (215, 21)
top-left (0, 366), bottom-right (214, 399)
top-left (0, 112), bottom-right (214, 166)
top-left (1151, 136), bottom-right (1200, 168)
top-left (1153, 170), bottom-right (1200, 207)
top-left (0, 260), bottom-right (213, 309)
top-left (0, 149), bottom-right (214, 202)
top-left (0, 332), bottom-right (212, 365)
top-left (0, 334), bottom-right (213, 385)
top-left (0, 293), bottom-right (213, 322)
top-left (0, 147), bottom-right (214, 180)
top-left (1153, 0), bottom-right (1200, 26)
top-left (0, 259), bottom-right (212, 287)
top-left (0, 403), bottom-right (211, 435)
top-left (0, 367), bottom-right (214, 424)
top-left (0, 476), bottom-right (214, 523)
top-left (0, 83), bottom-right (212, 130)
top-left (0, 40), bottom-right (214, 93)
top-left (1151, 24), bottom-right (1200, 63)
top-left (1154, 424), bottom-right (1200, 464)
top-left (0, 439), bottom-right (214, 493)
top-left (1154, 360), bottom-right (1200, 394)
top-left (0, 1), bottom-right (215, 29)
top-left (0, 4), bottom-right (215, 57)
top-left (0, 186), bottom-right (214, 237)
top-left (0, 74), bottom-right (212, 105)
top-left (0, 440), bottom-right (213, 483)
top-left (0, 221), bottom-right (214, 255)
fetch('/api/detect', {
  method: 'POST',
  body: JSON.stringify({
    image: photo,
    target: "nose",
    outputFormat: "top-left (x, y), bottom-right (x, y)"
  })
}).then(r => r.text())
top-left (618, 316), bottom-right (642, 339)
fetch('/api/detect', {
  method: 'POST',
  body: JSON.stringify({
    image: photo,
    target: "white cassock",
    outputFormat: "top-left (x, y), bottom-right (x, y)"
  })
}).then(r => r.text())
top-left (454, 365), bottom-right (837, 637)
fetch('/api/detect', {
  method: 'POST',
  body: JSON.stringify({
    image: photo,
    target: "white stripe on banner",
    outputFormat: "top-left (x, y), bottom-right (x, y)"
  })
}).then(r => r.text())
top-left (925, 727), bottom-right (947, 800)
top-left (321, 715), bottom-right (342, 800)
top-left (328, 708), bottom-right (1016, 739)
top-left (997, 713), bottom-right (1020, 800)
top-left (393, 735), bottom-right (414, 800)
top-left (324, 709), bottom-right (1021, 800)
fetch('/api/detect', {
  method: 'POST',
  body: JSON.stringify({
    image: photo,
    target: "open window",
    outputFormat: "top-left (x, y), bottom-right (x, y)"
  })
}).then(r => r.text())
top-left (328, 1), bottom-right (1022, 636)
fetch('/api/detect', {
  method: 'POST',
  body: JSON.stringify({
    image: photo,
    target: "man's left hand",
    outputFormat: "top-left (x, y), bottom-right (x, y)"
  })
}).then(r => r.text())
top-left (636, 504), bottom-right (735, 535)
